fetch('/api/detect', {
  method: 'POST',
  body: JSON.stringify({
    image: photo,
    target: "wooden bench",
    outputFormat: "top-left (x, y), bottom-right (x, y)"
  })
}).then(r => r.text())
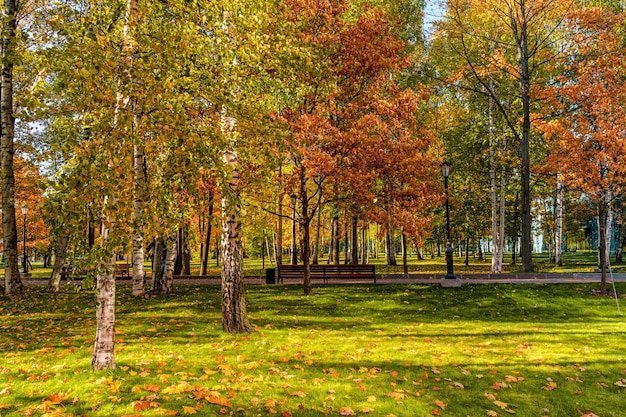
top-left (115, 263), bottom-right (131, 279)
top-left (278, 264), bottom-right (376, 284)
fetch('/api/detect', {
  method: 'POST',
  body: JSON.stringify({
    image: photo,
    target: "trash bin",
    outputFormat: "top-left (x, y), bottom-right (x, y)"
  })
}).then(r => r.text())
top-left (265, 268), bottom-right (276, 284)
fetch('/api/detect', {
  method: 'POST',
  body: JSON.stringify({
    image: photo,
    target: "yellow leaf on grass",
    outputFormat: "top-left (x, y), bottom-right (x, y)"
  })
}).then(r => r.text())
top-left (182, 405), bottom-right (197, 414)
top-left (487, 411), bottom-right (499, 417)
top-left (290, 390), bottom-right (306, 398)
top-left (366, 395), bottom-right (377, 403)
top-left (359, 406), bottom-right (375, 413)
top-left (265, 399), bottom-right (277, 408)
top-left (48, 393), bottom-right (68, 405)
top-left (494, 401), bottom-right (508, 410)
top-left (339, 406), bottom-right (355, 416)
top-left (542, 381), bottom-right (557, 391)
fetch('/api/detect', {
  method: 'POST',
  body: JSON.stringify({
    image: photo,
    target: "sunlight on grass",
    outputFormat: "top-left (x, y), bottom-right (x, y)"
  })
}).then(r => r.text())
top-left (1, 283), bottom-right (625, 416)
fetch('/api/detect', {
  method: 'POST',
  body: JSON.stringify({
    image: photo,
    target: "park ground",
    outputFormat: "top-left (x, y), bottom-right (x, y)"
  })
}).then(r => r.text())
top-left (1, 277), bottom-right (625, 416)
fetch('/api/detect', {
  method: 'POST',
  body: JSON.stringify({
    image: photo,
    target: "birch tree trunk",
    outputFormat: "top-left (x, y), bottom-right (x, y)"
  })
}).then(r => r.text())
top-left (554, 177), bottom-right (564, 266)
top-left (312, 198), bottom-right (321, 264)
top-left (92, 196), bottom-right (118, 371)
top-left (132, 134), bottom-right (147, 296)
top-left (1, 0), bottom-right (22, 294)
top-left (48, 233), bottom-right (69, 292)
top-left (221, 151), bottom-right (250, 333)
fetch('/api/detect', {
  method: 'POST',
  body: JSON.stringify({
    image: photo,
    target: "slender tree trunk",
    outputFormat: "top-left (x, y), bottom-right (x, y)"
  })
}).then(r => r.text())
top-left (401, 229), bottom-right (408, 274)
top-left (1, 0), bottom-right (22, 294)
top-left (361, 225), bottom-right (368, 264)
top-left (299, 174), bottom-right (312, 295)
top-left (489, 89), bottom-right (501, 273)
top-left (343, 216), bottom-right (349, 264)
top-left (386, 220), bottom-right (397, 266)
top-left (509, 5), bottom-right (533, 272)
top-left (180, 227), bottom-right (191, 275)
top-left (465, 237), bottom-right (470, 266)
top-left (151, 237), bottom-right (164, 292)
top-left (132, 121), bottom-right (146, 296)
top-left (350, 216), bottom-right (358, 264)
top-left (311, 185), bottom-right (322, 264)
top-left (598, 204), bottom-right (608, 295)
top-left (616, 222), bottom-right (624, 263)
top-left (200, 191), bottom-right (214, 275)
top-left (48, 233), bottom-right (70, 292)
top-left (276, 166), bottom-right (283, 267)
top-left (555, 178), bottom-right (564, 266)
top-left (330, 214), bottom-right (339, 265)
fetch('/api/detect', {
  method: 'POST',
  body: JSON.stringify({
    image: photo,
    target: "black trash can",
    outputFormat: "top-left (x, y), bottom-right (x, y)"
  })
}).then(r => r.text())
top-left (265, 268), bottom-right (276, 284)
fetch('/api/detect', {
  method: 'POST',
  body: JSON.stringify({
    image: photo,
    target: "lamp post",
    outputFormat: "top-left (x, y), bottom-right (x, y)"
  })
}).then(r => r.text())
top-left (290, 193), bottom-right (298, 265)
top-left (441, 162), bottom-right (456, 280)
top-left (21, 205), bottom-right (28, 275)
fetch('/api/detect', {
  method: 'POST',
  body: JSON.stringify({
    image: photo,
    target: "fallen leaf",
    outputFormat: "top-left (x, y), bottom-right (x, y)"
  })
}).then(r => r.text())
top-left (182, 405), bottom-right (197, 414)
top-left (132, 401), bottom-right (151, 411)
top-left (435, 399), bottom-right (447, 410)
top-left (366, 395), bottom-right (377, 403)
top-left (494, 401), bottom-right (508, 410)
top-left (290, 390), bottom-right (306, 398)
top-left (339, 406), bottom-right (355, 416)
top-left (487, 411), bottom-right (499, 417)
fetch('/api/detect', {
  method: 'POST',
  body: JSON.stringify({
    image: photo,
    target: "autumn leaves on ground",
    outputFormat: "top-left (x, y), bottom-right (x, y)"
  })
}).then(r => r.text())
top-left (1, 284), bottom-right (624, 417)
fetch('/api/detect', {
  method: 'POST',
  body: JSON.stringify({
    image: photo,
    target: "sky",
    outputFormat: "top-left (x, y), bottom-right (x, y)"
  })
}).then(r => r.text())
top-left (423, 0), bottom-right (444, 35)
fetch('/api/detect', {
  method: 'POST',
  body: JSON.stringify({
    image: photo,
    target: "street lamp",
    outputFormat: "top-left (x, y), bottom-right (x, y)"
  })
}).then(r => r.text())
top-left (290, 193), bottom-right (298, 265)
top-left (21, 205), bottom-right (28, 275)
top-left (440, 162), bottom-right (456, 280)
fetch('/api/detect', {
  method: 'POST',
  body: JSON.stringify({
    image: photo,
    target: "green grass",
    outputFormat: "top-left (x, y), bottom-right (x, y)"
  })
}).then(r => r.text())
top-left (1, 283), bottom-right (625, 416)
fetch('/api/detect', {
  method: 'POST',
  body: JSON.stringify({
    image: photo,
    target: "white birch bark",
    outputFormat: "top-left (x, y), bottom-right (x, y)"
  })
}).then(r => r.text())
top-left (554, 177), bottom-right (564, 266)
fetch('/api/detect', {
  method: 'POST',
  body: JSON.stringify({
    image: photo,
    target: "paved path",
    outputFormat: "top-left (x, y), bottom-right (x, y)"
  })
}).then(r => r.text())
top-left (24, 272), bottom-right (626, 287)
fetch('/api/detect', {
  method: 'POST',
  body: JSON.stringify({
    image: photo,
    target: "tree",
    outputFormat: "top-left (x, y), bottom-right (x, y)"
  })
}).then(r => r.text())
top-left (435, 0), bottom-right (573, 271)
top-left (540, 6), bottom-right (626, 294)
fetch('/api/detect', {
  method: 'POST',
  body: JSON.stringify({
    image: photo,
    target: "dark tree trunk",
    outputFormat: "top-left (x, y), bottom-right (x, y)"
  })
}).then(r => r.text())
top-left (330, 215), bottom-right (339, 265)
top-left (1, 0), bottom-right (22, 294)
top-left (200, 192), bottom-right (214, 275)
top-left (401, 230), bottom-right (408, 274)
top-left (350, 216), bottom-right (358, 264)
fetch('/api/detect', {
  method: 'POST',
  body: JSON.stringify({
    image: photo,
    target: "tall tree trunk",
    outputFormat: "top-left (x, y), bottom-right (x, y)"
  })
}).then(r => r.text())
top-left (1, 0), bottom-right (22, 294)
top-left (616, 222), bottom-right (624, 263)
top-left (180, 227), bottom-right (191, 275)
top-left (386, 220), bottom-right (397, 266)
top-left (200, 192), bottom-right (214, 275)
top-left (554, 178), bottom-right (564, 266)
top-left (131, 118), bottom-right (147, 296)
top-left (509, 4), bottom-right (533, 272)
top-left (489, 82), bottom-right (501, 274)
top-left (361, 225), bottom-right (368, 264)
top-left (312, 198), bottom-right (321, 264)
top-left (464, 237), bottom-right (470, 266)
top-left (350, 216), bottom-right (358, 264)
top-left (598, 204), bottom-right (608, 295)
top-left (276, 166), bottom-right (283, 266)
top-left (330, 214), bottom-right (339, 265)
top-left (48, 232), bottom-right (70, 292)
top-left (298, 174), bottom-right (312, 295)
top-left (401, 229), bottom-right (408, 274)
top-left (151, 237), bottom-right (164, 292)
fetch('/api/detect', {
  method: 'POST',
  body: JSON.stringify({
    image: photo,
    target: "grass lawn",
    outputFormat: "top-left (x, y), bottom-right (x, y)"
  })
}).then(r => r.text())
top-left (1, 283), bottom-right (625, 416)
